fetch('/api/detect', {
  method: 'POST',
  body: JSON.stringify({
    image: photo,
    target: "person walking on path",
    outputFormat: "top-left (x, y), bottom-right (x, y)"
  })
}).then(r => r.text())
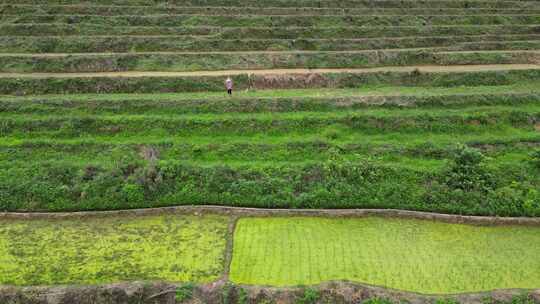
top-left (225, 77), bottom-right (233, 96)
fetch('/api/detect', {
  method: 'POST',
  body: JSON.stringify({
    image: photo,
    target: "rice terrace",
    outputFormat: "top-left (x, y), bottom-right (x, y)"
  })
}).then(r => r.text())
top-left (0, 0), bottom-right (539, 303)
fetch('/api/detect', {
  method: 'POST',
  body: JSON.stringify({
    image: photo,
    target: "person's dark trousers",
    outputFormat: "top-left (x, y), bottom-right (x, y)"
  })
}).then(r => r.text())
top-left (227, 89), bottom-right (232, 95)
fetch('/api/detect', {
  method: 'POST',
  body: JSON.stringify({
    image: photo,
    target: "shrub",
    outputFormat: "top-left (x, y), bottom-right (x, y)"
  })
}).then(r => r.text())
top-left (487, 182), bottom-right (540, 217)
top-left (531, 149), bottom-right (540, 169)
top-left (121, 183), bottom-right (145, 207)
top-left (175, 283), bottom-right (194, 303)
top-left (296, 288), bottom-right (320, 304)
top-left (444, 144), bottom-right (493, 193)
top-left (363, 297), bottom-right (394, 304)
top-left (435, 299), bottom-right (460, 304)
top-left (237, 287), bottom-right (248, 304)
top-left (510, 294), bottom-right (534, 304)
top-left (222, 282), bottom-right (234, 304)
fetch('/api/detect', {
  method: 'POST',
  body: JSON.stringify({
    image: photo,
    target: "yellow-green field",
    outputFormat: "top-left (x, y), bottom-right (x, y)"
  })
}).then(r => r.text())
top-left (230, 217), bottom-right (540, 294)
top-left (0, 214), bottom-right (229, 286)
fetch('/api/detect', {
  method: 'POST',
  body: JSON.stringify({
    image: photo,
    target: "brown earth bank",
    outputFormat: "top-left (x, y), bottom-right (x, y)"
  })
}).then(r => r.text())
top-left (1, 281), bottom-right (539, 304)
top-left (1, 206), bottom-right (540, 226)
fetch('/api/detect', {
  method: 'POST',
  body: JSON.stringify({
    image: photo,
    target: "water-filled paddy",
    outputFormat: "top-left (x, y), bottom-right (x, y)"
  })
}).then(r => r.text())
top-left (0, 214), bottom-right (228, 285)
top-left (230, 217), bottom-right (540, 294)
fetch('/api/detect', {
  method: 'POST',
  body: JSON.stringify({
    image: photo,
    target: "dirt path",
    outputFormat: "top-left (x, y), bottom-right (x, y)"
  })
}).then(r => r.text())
top-left (0, 64), bottom-right (538, 78)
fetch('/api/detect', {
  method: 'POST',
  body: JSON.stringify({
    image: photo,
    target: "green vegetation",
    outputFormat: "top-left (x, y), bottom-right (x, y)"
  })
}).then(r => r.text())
top-left (0, 0), bottom-right (538, 218)
top-left (1, 50), bottom-right (538, 73)
top-left (175, 283), bottom-right (195, 302)
top-left (2, 35), bottom-right (538, 53)
top-left (2, 69), bottom-right (540, 95)
top-left (7, 14), bottom-right (538, 27)
top-left (2, 24), bottom-right (537, 38)
top-left (0, 84), bottom-right (538, 214)
top-left (5, 0), bottom-right (538, 9)
top-left (3, 5), bottom-right (539, 16)
top-left (297, 288), bottom-right (320, 304)
top-left (0, 214), bottom-right (229, 285)
top-left (0, 0), bottom-right (539, 296)
top-left (229, 216), bottom-right (540, 293)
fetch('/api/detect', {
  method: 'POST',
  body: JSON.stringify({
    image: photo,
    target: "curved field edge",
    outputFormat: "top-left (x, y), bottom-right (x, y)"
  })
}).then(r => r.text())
top-left (2, 205), bottom-right (540, 225)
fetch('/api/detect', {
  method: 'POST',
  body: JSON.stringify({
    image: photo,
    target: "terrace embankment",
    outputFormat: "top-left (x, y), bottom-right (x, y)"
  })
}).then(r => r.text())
top-left (1, 282), bottom-right (539, 304)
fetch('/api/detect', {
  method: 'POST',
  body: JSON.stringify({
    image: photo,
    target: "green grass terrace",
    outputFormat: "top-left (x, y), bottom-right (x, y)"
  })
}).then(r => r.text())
top-left (0, 0), bottom-right (538, 215)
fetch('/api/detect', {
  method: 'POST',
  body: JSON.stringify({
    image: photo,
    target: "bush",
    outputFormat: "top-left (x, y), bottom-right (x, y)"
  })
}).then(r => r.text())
top-left (0, 152), bottom-right (538, 216)
top-left (237, 287), bottom-right (248, 304)
top-left (175, 283), bottom-right (194, 303)
top-left (444, 144), bottom-right (493, 193)
top-left (296, 288), bottom-right (320, 304)
top-left (510, 294), bottom-right (534, 304)
top-left (363, 298), bottom-right (394, 304)
top-left (487, 182), bottom-right (540, 217)
top-left (531, 149), bottom-right (540, 169)
top-left (121, 183), bottom-right (145, 207)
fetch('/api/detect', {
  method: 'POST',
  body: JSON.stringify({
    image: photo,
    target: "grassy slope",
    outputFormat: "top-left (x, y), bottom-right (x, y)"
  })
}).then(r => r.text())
top-left (4, 0), bottom-right (538, 9)
top-left (2, 24), bottom-right (538, 38)
top-left (1, 85), bottom-right (538, 167)
top-left (1, 50), bottom-right (539, 73)
top-left (3, 5), bottom-right (540, 15)
top-left (0, 0), bottom-right (538, 215)
top-left (0, 85), bottom-right (538, 214)
top-left (230, 217), bottom-right (540, 293)
top-left (2, 37), bottom-right (538, 54)
top-left (2, 83), bottom-right (538, 101)
top-left (2, 68), bottom-right (540, 95)
top-left (0, 214), bottom-right (229, 285)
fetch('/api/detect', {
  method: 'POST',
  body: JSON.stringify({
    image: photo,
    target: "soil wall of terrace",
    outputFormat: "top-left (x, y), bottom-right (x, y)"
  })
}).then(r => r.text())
top-left (1, 281), bottom-right (539, 304)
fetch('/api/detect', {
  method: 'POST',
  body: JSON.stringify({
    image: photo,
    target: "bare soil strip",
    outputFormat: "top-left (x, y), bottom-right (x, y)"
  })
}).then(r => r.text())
top-left (0, 64), bottom-right (538, 78)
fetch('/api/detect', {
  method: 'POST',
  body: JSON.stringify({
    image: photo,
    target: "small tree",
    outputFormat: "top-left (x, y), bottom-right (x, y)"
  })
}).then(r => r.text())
top-left (531, 149), bottom-right (540, 169)
top-left (444, 145), bottom-right (493, 193)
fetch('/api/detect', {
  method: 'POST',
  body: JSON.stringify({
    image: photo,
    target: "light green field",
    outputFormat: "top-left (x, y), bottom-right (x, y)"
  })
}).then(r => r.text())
top-left (230, 217), bottom-right (540, 294)
top-left (0, 214), bottom-right (229, 286)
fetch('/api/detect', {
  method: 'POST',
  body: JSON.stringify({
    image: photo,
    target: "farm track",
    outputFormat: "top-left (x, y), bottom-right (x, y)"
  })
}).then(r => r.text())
top-left (1, 64), bottom-right (538, 78)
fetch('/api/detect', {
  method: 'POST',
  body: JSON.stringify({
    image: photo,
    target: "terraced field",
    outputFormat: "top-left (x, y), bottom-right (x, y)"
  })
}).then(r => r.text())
top-left (1, 212), bottom-right (539, 295)
top-left (0, 214), bottom-right (229, 285)
top-left (0, 0), bottom-right (539, 215)
top-left (1, 0), bottom-right (540, 300)
top-left (230, 217), bottom-right (540, 294)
